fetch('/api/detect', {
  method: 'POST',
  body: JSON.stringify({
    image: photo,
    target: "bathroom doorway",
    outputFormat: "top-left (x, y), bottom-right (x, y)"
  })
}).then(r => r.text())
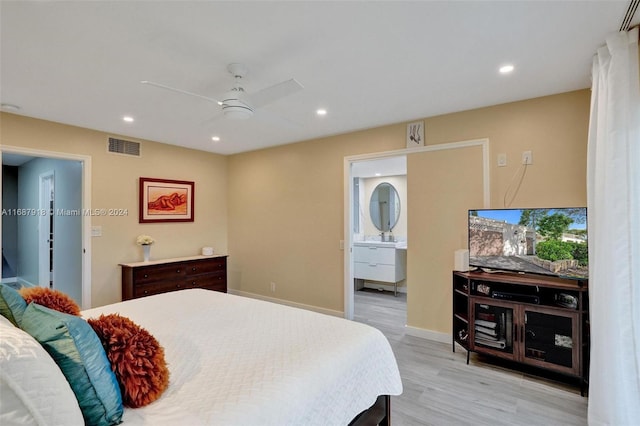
top-left (350, 155), bottom-right (407, 330)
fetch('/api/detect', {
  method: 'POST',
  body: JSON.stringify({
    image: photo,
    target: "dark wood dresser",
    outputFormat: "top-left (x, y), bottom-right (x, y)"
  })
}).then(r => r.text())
top-left (120, 255), bottom-right (227, 300)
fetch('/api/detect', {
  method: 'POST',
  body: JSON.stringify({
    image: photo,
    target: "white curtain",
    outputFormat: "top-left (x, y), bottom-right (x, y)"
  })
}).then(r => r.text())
top-left (587, 27), bottom-right (640, 425)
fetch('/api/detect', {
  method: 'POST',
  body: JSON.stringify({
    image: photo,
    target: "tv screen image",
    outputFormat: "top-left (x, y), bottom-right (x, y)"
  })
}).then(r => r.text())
top-left (468, 208), bottom-right (588, 279)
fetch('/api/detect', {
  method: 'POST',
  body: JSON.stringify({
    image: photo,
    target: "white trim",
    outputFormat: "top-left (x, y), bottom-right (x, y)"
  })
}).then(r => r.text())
top-left (344, 138), bottom-right (490, 320)
top-left (404, 325), bottom-right (451, 344)
top-left (228, 289), bottom-right (344, 318)
top-left (38, 171), bottom-right (54, 288)
top-left (0, 277), bottom-right (37, 287)
top-left (0, 145), bottom-right (92, 309)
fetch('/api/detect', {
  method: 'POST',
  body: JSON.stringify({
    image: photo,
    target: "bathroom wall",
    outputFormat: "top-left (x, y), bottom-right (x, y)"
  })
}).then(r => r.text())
top-left (359, 175), bottom-right (407, 241)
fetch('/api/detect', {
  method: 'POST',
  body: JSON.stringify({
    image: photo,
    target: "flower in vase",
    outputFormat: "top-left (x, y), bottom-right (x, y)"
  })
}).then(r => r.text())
top-left (136, 235), bottom-right (155, 246)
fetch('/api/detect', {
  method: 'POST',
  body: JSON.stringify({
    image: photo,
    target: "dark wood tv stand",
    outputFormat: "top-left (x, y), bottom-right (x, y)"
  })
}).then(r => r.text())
top-left (453, 270), bottom-right (589, 394)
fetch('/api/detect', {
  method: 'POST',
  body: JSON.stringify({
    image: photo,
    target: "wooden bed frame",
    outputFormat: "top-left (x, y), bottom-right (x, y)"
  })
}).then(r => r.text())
top-left (349, 395), bottom-right (391, 426)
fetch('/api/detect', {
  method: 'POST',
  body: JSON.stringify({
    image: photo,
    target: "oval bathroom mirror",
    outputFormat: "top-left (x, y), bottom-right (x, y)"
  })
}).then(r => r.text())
top-left (369, 182), bottom-right (400, 232)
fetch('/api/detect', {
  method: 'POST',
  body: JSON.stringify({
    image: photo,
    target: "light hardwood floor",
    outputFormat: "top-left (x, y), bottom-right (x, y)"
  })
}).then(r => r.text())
top-left (353, 289), bottom-right (588, 425)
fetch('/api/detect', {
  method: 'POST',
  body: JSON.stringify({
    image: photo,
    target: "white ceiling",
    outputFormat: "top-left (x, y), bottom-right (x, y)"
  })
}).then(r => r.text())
top-left (1, 1), bottom-right (636, 156)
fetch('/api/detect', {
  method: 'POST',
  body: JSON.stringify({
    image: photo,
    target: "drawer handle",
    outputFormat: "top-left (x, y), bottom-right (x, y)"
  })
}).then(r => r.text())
top-left (176, 269), bottom-right (181, 273)
top-left (192, 267), bottom-right (197, 271)
top-left (143, 290), bottom-right (148, 295)
top-left (144, 274), bottom-right (148, 278)
top-left (368, 247), bottom-right (377, 250)
top-left (176, 284), bottom-right (182, 289)
top-left (191, 281), bottom-right (197, 286)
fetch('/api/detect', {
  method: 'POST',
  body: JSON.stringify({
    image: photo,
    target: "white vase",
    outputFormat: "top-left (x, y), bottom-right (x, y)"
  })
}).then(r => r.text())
top-left (142, 244), bottom-right (151, 262)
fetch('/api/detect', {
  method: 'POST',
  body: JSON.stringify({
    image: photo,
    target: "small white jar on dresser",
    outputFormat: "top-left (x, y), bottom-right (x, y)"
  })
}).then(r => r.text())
top-left (353, 241), bottom-right (406, 295)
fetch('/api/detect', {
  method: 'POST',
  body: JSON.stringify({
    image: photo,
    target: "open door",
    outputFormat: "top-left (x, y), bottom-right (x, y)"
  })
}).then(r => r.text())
top-left (39, 171), bottom-right (54, 288)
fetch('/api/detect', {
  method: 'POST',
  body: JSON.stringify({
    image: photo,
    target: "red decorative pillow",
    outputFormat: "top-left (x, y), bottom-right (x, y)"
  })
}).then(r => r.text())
top-left (88, 314), bottom-right (169, 408)
top-left (19, 287), bottom-right (81, 316)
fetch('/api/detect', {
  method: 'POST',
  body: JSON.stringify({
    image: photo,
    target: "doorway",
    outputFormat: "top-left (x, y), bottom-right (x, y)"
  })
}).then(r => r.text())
top-left (349, 155), bottom-right (407, 330)
top-left (344, 139), bottom-right (490, 333)
top-left (39, 171), bottom-right (55, 288)
top-left (0, 146), bottom-right (92, 308)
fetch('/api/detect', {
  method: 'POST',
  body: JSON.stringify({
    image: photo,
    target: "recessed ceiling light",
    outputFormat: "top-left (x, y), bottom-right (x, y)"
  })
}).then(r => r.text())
top-left (499, 64), bottom-right (515, 74)
top-left (211, 136), bottom-right (220, 142)
top-left (123, 116), bottom-right (134, 122)
top-left (316, 108), bottom-right (327, 116)
top-left (1, 103), bottom-right (21, 111)
top-left (375, 173), bottom-right (381, 177)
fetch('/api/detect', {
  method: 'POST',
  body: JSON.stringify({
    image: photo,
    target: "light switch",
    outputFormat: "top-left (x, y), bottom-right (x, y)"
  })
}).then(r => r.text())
top-left (91, 226), bottom-right (102, 237)
top-left (497, 153), bottom-right (507, 167)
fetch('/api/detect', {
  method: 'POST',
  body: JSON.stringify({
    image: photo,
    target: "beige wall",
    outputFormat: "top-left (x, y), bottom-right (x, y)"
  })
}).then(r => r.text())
top-left (0, 113), bottom-right (228, 307)
top-left (228, 89), bottom-right (590, 334)
top-left (406, 146), bottom-right (485, 333)
top-left (426, 90), bottom-right (589, 208)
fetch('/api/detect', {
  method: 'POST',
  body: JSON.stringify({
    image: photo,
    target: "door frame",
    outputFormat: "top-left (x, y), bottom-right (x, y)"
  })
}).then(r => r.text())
top-left (0, 145), bottom-right (92, 309)
top-left (38, 170), bottom-right (55, 288)
top-left (343, 138), bottom-right (490, 320)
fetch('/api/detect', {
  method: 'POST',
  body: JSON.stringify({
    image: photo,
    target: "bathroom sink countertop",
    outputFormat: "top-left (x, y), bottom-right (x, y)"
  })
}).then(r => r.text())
top-left (354, 241), bottom-right (407, 249)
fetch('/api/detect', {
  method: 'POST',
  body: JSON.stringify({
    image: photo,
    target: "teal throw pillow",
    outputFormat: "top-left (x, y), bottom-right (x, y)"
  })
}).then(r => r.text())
top-left (20, 303), bottom-right (123, 426)
top-left (0, 283), bottom-right (27, 326)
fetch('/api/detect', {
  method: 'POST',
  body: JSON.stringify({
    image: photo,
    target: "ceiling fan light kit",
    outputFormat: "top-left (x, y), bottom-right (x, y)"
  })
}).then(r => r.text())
top-left (221, 99), bottom-right (254, 119)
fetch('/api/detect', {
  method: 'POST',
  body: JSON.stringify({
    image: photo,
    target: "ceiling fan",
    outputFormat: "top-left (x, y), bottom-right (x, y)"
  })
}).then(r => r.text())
top-left (141, 63), bottom-right (303, 120)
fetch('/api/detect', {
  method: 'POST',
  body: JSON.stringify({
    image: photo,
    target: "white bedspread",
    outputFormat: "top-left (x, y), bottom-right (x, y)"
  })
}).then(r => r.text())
top-left (82, 289), bottom-right (402, 425)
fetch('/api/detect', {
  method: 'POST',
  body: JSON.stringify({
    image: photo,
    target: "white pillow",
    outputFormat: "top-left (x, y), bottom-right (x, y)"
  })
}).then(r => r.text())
top-left (0, 315), bottom-right (84, 426)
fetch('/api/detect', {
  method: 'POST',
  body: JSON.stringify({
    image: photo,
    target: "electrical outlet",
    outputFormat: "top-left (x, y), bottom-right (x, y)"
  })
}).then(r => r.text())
top-left (270, 282), bottom-right (276, 292)
top-left (91, 226), bottom-right (102, 237)
top-left (522, 150), bottom-right (533, 165)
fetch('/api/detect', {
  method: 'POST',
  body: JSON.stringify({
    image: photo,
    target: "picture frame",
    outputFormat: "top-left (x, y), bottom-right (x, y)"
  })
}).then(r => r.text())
top-left (406, 121), bottom-right (424, 148)
top-left (139, 177), bottom-right (194, 223)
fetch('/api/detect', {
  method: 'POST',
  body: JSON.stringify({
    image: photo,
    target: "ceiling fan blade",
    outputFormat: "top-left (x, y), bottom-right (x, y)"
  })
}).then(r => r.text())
top-left (248, 78), bottom-right (304, 108)
top-left (140, 80), bottom-right (221, 104)
top-left (253, 107), bottom-right (300, 129)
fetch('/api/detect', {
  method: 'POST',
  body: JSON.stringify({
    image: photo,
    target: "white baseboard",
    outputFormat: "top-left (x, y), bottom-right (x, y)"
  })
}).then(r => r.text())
top-left (228, 289), bottom-right (344, 318)
top-left (405, 325), bottom-right (451, 344)
top-left (1, 277), bottom-right (35, 288)
top-left (18, 278), bottom-right (37, 288)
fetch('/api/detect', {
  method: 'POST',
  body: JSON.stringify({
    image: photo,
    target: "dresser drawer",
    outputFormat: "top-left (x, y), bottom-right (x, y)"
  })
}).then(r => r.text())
top-left (353, 245), bottom-right (396, 265)
top-left (185, 258), bottom-right (226, 276)
top-left (185, 272), bottom-right (226, 288)
top-left (134, 280), bottom-right (186, 298)
top-left (133, 264), bottom-right (186, 283)
top-left (354, 262), bottom-right (397, 282)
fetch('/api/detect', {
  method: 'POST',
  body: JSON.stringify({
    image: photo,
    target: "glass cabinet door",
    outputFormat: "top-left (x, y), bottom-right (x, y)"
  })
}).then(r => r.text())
top-left (523, 310), bottom-right (578, 373)
top-left (472, 302), bottom-right (515, 356)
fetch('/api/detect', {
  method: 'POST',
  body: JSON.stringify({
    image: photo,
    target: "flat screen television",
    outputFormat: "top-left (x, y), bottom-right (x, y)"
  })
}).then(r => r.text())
top-left (468, 207), bottom-right (588, 280)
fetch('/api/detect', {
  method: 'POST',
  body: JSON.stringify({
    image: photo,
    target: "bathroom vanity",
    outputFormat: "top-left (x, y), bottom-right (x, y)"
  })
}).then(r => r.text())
top-left (353, 241), bottom-right (406, 296)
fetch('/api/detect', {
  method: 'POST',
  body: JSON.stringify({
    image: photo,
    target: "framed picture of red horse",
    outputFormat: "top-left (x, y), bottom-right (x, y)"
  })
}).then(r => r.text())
top-left (139, 177), bottom-right (194, 223)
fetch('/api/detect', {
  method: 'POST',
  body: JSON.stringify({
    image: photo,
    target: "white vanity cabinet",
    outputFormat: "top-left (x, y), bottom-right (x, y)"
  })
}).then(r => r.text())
top-left (353, 242), bottom-right (406, 294)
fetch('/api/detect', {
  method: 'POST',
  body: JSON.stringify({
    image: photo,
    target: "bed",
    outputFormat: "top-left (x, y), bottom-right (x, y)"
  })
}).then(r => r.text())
top-left (1, 288), bottom-right (402, 425)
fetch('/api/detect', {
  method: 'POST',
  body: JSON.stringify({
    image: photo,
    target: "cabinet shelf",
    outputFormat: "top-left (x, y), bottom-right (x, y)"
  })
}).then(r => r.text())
top-left (453, 270), bottom-right (589, 394)
top-left (454, 313), bottom-right (468, 323)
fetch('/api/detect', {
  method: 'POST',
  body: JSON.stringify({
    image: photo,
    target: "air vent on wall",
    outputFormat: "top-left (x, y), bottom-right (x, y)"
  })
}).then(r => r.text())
top-left (108, 137), bottom-right (141, 157)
